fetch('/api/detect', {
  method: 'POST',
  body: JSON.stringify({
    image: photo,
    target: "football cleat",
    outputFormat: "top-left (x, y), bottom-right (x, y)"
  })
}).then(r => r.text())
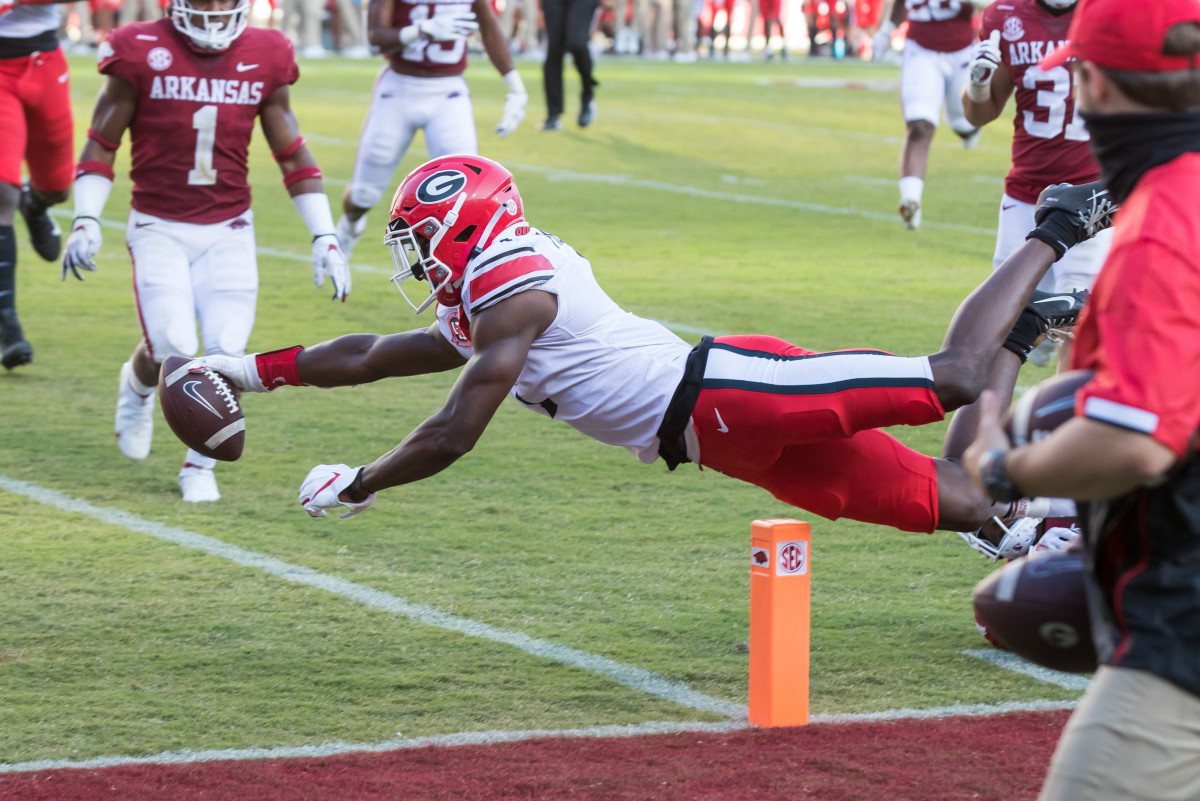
top-left (179, 464), bottom-right (220, 502)
top-left (18, 183), bottom-right (62, 262)
top-left (1026, 337), bottom-right (1058, 368)
top-left (959, 516), bottom-right (1043, 561)
top-left (1026, 288), bottom-right (1089, 332)
top-left (578, 98), bottom-right (597, 128)
top-left (335, 213), bottom-right (368, 261)
top-left (899, 198), bottom-right (921, 230)
top-left (0, 308), bottom-right (32, 370)
top-left (115, 361), bottom-right (156, 461)
top-left (539, 116), bottom-right (562, 131)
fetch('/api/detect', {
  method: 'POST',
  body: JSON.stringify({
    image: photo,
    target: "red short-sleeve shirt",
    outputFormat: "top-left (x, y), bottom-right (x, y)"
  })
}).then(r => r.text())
top-left (1071, 153), bottom-right (1200, 458)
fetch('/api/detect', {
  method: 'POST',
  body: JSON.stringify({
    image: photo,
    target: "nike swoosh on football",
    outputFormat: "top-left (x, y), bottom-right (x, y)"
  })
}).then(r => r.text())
top-left (182, 380), bottom-right (224, 419)
top-left (236, 62), bottom-right (259, 72)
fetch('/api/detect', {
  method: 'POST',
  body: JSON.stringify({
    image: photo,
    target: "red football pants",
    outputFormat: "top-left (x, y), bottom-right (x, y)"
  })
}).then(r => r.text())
top-left (692, 335), bottom-right (945, 533)
top-left (0, 47), bottom-right (74, 192)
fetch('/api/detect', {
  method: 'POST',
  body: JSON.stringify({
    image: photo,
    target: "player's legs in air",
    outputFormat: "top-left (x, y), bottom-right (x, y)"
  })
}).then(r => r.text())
top-left (0, 46), bottom-right (73, 369)
top-left (676, 238), bottom-right (1086, 532)
top-left (337, 72), bottom-right (475, 260)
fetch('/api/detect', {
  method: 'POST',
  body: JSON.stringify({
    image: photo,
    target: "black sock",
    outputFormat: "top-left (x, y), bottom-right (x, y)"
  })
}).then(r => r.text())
top-left (23, 188), bottom-right (50, 217)
top-left (1002, 309), bottom-right (1046, 363)
top-left (0, 224), bottom-right (15, 315)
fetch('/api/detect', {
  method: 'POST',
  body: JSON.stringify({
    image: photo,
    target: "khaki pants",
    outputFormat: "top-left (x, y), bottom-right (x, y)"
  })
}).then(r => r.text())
top-left (1040, 666), bottom-right (1200, 801)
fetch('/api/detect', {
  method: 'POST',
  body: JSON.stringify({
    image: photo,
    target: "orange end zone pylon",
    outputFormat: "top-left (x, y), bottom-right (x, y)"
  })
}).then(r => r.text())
top-left (749, 518), bottom-right (811, 727)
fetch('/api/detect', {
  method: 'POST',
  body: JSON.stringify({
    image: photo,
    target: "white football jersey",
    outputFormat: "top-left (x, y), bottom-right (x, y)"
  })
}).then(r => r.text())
top-left (436, 226), bottom-right (691, 463)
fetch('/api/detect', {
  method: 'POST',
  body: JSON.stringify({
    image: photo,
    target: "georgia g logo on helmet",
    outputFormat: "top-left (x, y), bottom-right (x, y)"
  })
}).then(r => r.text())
top-left (415, 171), bottom-right (469, 204)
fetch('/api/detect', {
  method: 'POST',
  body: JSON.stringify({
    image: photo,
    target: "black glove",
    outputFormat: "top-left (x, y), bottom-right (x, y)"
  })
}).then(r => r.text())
top-left (1026, 181), bottom-right (1117, 260)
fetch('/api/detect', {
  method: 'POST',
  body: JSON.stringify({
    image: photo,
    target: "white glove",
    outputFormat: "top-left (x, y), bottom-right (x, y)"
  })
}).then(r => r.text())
top-left (1031, 526), bottom-right (1082, 556)
top-left (312, 233), bottom-right (350, 302)
top-left (418, 12), bottom-right (478, 42)
top-left (185, 353), bottom-right (269, 393)
top-left (299, 464), bottom-right (376, 519)
top-left (62, 217), bottom-right (102, 281)
top-left (497, 91), bottom-right (527, 138)
top-left (967, 30), bottom-right (1003, 101)
top-left (870, 20), bottom-right (895, 61)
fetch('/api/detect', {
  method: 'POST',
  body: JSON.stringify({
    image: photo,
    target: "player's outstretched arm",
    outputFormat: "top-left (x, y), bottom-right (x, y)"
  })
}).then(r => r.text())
top-left (63, 75), bottom-right (136, 281)
top-left (261, 86), bottom-right (350, 302)
top-left (190, 322), bottom-right (467, 392)
top-left (300, 290), bottom-right (555, 519)
top-left (963, 30), bottom-right (1014, 128)
top-left (474, 0), bottom-right (526, 138)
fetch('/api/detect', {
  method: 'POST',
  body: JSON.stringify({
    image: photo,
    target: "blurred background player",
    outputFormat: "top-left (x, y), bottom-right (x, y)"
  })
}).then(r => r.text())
top-left (334, 0), bottom-right (525, 257)
top-left (62, 0), bottom-right (349, 502)
top-left (0, 0), bottom-right (74, 370)
top-left (541, 0), bottom-right (599, 125)
top-left (963, 0), bottom-right (1107, 367)
top-left (874, 0), bottom-right (983, 229)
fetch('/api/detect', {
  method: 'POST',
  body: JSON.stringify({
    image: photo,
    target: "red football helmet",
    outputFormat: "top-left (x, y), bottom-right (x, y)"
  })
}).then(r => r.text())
top-left (385, 155), bottom-right (525, 313)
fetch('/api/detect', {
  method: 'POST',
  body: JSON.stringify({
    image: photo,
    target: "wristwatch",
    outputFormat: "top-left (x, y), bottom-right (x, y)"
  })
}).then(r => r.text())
top-left (978, 448), bottom-right (1022, 503)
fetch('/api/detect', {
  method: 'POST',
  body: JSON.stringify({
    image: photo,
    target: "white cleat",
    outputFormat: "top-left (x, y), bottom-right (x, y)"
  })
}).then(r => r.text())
top-left (1027, 337), bottom-right (1059, 367)
top-left (179, 464), bottom-right (220, 503)
top-left (335, 213), bottom-right (368, 261)
top-left (115, 361), bottom-right (155, 461)
top-left (960, 128), bottom-right (982, 150)
top-left (899, 198), bottom-right (922, 230)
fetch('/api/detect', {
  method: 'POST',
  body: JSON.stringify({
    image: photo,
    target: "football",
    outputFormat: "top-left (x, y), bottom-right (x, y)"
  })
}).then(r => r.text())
top-left (972, 550), bottom-right (1097, 673)
top-left (1004, 368), bottom-right (1094, 447)
top-left (158, 355), bottom-right (245, 461)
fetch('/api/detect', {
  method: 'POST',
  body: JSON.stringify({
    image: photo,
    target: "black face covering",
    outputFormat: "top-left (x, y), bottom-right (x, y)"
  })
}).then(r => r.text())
top-left (1081, 109), bottom-right (1200, 202)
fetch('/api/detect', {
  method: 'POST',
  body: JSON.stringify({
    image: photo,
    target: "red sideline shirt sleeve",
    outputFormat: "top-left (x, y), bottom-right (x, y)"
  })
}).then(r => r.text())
top-left (1072, 185), bottom-right (1200, 457)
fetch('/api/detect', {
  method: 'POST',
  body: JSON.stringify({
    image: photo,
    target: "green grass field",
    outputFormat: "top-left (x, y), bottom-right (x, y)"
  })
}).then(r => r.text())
top-left (0, 52), bottom-right (1072, 768)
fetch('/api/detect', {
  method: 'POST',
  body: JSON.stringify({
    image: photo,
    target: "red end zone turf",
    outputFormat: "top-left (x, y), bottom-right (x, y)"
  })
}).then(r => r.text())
top-left (0, 710), bottom-right (1070, 801)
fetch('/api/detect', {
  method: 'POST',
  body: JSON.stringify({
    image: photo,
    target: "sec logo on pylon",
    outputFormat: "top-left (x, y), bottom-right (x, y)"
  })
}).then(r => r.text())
top-left (777, 541), bottom-right (808, 576)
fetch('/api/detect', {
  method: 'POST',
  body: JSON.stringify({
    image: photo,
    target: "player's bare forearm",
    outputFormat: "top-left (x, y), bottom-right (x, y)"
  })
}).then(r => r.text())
top-left (259, 86), bottom-right (324, 197)
top-left (475, 0), bottom-right (514, 75)
top-left (81, 76), bottom-right (137, 165)
top-left (1005, 418), bottom-right (1176, 500)
top-left (297, 325), bottom-right (467, 386)
top-left (365, 0), bottom-right (402, 50)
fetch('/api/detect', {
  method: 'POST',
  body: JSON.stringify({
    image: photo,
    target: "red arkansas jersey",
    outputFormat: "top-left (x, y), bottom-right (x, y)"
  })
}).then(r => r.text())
top-left (386, 0), bottom-right (471, 77)
top-left (905, 0), bottom-right (975, 52)
top-left (98, 19), bottom-right (299, 224)
top-left (980, 0), bottom-right (1098, 204)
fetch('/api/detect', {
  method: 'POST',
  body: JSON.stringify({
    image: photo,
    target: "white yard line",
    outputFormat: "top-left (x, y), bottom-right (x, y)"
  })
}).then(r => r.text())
top-left (0, 699), bottom-right (1082, 774)
top-left (962, 649), bottom-right (1092, 691)
top-left (0, 474), bottom-right (745, 722)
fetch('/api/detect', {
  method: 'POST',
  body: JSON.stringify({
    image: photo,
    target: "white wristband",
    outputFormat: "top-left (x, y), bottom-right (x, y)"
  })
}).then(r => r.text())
top-left (292, 192), bottom-right (336, 238)
top-left (73, 173), bottom-right (113, 220)
top-left (399, 24), bottom-right (419, 45)
top-left (502, 69), bottom-right (525, 94)
top-left (966, 80), bottom-right (992, 103)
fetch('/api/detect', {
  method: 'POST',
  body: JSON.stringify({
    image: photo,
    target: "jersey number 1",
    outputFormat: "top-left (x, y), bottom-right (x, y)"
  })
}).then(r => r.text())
top-left (189, 105), bottom-right (219, 186)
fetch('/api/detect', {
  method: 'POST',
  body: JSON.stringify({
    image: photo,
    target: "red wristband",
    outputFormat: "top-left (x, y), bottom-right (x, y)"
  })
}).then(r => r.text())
top-left (87, 127), bottom-right (121, 151)
top-left (76, 160), bottom-right (115, 180)
top-left (283, 166), bottom-right (322, 189)
top-left (254, 346), bottom-right (305, 390)
top-left (272, 136), bottom-right (306, 163)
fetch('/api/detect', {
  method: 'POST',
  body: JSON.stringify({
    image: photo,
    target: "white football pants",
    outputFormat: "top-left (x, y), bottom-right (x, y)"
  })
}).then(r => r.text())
top-left (125, 209), bottom-right (258, 363)
top-left (993, 193), bottom-right (1112, 293)
top-left (346, 70), bottom-right (478, 212)
top-left (900, 39), bottom-right (974, 135)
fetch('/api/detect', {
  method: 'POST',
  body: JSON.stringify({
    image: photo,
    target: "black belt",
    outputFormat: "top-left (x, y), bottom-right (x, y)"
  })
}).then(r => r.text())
top-left (0, 31), bottom-right (60, 59)
top-left (656, 336), bottom-right (714, 470)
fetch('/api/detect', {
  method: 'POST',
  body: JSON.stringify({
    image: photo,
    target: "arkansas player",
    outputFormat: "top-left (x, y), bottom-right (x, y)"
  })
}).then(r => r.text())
top-left (875, 0), bottom-right (986, 229)
top-left (963, 0), bottom-right (1108, 347)
top-left (0, 0), bottom-right (77, 370)
top-left (333, 0), bottom-right (526, 261)
top-left (61, 0), bottom-right (350, 503)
